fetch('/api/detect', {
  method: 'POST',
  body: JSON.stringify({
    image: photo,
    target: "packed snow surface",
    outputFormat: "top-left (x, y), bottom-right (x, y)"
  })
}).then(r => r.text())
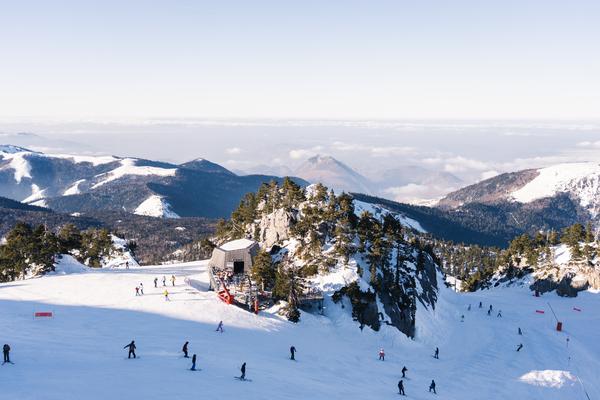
top-left (1, 258), bottom-right (598, 399)
top-left (134, 195), bottom-right (180, 219)
top-left (512, 163), bottom-right (600, 216)
top-left (63, 179), bottom-right (86, 196)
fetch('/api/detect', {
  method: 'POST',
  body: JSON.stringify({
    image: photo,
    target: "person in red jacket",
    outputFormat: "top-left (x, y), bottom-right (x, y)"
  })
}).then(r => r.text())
top-left (379, 349), bottom-right (385, 361)
top-left (183, 342), bottom-right (189, 358)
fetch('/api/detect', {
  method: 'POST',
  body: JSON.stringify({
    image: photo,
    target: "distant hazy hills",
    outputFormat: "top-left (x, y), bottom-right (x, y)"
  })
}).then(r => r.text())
top-left (0, 145), bottom-right (308, 219)
top-left (244, 154), bottom-right (464, 201)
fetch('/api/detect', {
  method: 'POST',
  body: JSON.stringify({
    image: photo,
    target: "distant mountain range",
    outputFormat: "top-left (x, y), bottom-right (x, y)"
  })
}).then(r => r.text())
top-left (354, 162), bottom-right (600, 247)
top-left (0, 145), bottom-right (308, 219)
top-left (240, 154), bottom-right (464, 201)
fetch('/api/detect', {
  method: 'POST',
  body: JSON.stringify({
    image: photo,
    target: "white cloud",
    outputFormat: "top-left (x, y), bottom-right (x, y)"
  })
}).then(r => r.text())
top-left (576, 141), bottom-right (600, 148)
top-left (370, 146), bottom-right (416, 157)
top-left (227, 147), bottom-right (242, 154)
top-left (444, 156), bottom-right (490, 173)
top-left (481, 170), bottom-right (500, 180)
top-left (289, 146), bottom-right (324, 159)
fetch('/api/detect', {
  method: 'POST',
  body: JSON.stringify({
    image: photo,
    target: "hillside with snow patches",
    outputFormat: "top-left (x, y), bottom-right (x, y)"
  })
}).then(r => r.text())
top-left (512, 163), bottom-right (600, 217)
top-left (1, 246), bottom-right (599, 399)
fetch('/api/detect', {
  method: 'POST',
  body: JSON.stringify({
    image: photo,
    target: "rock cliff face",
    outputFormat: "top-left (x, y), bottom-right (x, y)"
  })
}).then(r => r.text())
top-left (250, 209), bottom-right (299, 248)
top-left (530, 265), bottom-right (600, 297)
top-left (361, 252), bottom-right (438, 338)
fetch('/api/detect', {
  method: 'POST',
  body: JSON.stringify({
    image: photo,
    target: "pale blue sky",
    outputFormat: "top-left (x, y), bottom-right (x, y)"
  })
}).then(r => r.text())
top-left (1, 0), bottom-right (599, 119)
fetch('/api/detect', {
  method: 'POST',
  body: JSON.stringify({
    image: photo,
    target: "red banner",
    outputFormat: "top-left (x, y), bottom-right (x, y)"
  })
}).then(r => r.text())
top-left (536, 310), bottom-right (545, 314)
top-left (574, 308), bottom-right (581, 312)
top-left (35, 312), bottom-right (53, 317)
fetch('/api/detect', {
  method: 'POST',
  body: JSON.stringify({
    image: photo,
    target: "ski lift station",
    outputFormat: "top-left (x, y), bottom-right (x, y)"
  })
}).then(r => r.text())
top-left (208, 238), bottom-right (260, 276)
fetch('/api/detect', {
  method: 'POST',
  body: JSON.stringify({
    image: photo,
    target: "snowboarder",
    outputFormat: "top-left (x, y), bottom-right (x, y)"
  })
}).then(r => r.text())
top-left (164, 290), bottom-right (170, 301)
top-left (497, 310), bottom-right (502, 317)
top-left (240, 362), bottom-right (246, 379)
top-left (171, 275), bottom-right (176, 286)
top-left (429, 380), bottom-right (436, 394)
top-left (398, 380), bottom-right (405, 395)
top-left (479, 302), bottom-right (482, 308)
top-left (154, 277), bottom-right (158, 288)
top-left (183, 342), bottom-right (189, 358)
top-left (162, 276), bottom-right (166, 286)
top-left (135, 287), bottom-right (140, 296)
top-left (290, 346), bottom-right (296, 360)
top-left (126, 261), bottom-right (129, 269)
top-left (139, 283), bottom-right (144, 295)
top-left (402, 366), bottom-right (407, 378)
top-left (191, 354), bottom-right (197, 371)
top-left (517, 343), bottom-right (523, 352)
top-left (216, 321), bottom-right (223, 333)
top-left (124, 341), bottom-right (136, 358)
top-left (518, 327), bottom-right (522, 335)
top-left (3, 344), bottom-right (10, 363)
top-left (468, 304), bottom-right (471, 311)
top-left (434, 348), bottom-right (439, 359)
top-left (379, 349), bottom-right (385, 361)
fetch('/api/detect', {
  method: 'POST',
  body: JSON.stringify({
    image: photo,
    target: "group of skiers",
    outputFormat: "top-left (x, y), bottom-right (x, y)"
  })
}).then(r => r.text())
top-left (133, 275), bottom-right (177, 300)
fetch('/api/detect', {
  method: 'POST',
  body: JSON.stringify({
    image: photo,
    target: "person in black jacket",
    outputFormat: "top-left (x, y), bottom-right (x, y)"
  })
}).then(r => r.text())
top-left (429, 380), bottom-right (436, 394)
top-left (398, 380), bottom-right (405, 395)
top-left (290, 346), bottom-right (296, 360)
top-left (240, 362), bottom-right (246, 379)
top-left (3, 344), bottom-right (10, 363)
top-left (402, 366), bottom-right (407, 377)
top-left (183, 342), bottom-right (189, 358)
top-left (124, 341), bottom-right (136, 358)
top-left (191, 354), bottom-right (197, 371)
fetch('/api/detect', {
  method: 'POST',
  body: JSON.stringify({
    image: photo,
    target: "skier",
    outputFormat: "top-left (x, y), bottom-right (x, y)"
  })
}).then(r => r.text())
top-left (216, 321), bottom-right (223, 333)
top-left (402, 366), bottom-right (407, 378)
top-left (468, 304), bottom-right (471, 311)
top-left (290, 346), bottom-right (296, 360)
top-left (517, 343), bottom-right (523, 352)
top-left (379, 349), bottom-right (385, 361)
top-left (162, 276), bottom-right (166, 286)
top-left (154, 277), bottom-right (158, 288)
top-left (518, 327), bottom-right (522, 335)
top-left (126, 261), bottom-right (129, 269)
top-left (497, 310), bottom-right (502, 317)
top-left (171, 275), bottom-right (176, 286)
top-left (429, 380), bottom-right (436, 394)
top-left (139, 283), bottom-right (144, 295)
top-left (191, 354), bottom-right (197, 371)
top-left (489, 305), bottom-right (493, 312)
top-left (3, 344), bottom-right (10, 363)
top-left (434, 348), bottom-right (439, 359)
top-left (461, 315), bottom-right (465, 322)
top-left (240, 362), bottom-right (246, 379)
top-left (487, 309), bottom-right (491, 316)
top-left (183, 342), bottom-right (189, 358)
top-left (164, 290), bottom-right (170, 301)
top-left (135, 287), bottom-right (140, 296)
top-left (124, 341), bottom-right (136, 358)
top-left (479, 302), bottom-right (482, 308)
top-left (398, 380), bottom-right (405, 395)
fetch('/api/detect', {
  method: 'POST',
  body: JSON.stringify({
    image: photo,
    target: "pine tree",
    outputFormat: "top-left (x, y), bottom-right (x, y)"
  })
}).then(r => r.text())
top-left (250, 250), bottom-right (276, 291)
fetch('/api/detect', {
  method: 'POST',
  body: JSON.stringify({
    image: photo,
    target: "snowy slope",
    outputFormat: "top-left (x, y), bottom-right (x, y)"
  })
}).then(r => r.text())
top-left (512, 162), bottom-right (600, 216)
top-left (1, 257), bottom-right (598, 399)
top-left (134, 195), bottom-right (180, 219)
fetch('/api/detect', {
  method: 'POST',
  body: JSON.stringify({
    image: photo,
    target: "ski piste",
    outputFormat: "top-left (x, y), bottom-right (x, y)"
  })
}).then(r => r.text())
top-left (188, 368), bottom-right (201, 371)
top-left (234, 377), bottom-right (252, 382)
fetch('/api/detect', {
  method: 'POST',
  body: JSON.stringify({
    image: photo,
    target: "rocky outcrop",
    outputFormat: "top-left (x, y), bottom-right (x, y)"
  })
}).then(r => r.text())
top-left (250, 209), bottom-right (298, 248)
top-left (530, 266), bottom-right (600, 297)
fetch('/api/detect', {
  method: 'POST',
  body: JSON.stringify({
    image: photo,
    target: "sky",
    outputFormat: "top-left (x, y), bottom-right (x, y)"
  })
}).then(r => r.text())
top-left (1, 0), bottom-right (599, 119)
top-left (1, 1), bottom-right (599, 200)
